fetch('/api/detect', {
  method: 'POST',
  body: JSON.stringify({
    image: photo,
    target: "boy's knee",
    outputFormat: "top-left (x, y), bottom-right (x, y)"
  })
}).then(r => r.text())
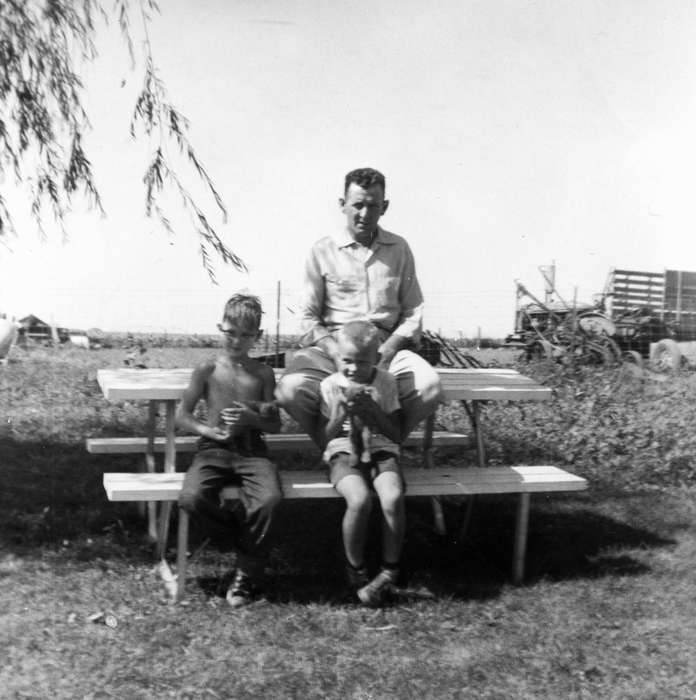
top-left (258, 488), bottom-right (282, 513)
top-left (344, 489), bottom-right (372, 514)
top-left (380, 490), bottom-right (404, 515)
top-left (179, 489), bottom-right (206, 513)
top-left (275, 372), bottom-right (309, 405)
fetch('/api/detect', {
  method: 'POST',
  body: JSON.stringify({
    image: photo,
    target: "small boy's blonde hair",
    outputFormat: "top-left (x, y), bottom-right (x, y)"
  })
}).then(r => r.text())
top-left (222, 294), bottom-right (263, 331)
top-left (337, 320), bottom-right (381, 353)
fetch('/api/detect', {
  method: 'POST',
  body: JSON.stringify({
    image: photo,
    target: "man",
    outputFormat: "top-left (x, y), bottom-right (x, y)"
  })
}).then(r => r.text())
top-left (276, 167), bottom-right (442, 445)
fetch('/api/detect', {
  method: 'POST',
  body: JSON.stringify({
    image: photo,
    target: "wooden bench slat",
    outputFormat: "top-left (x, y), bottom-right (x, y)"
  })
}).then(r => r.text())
top-left (87, 430), bottom-right (469, 455)
top-left (103, 466), bottom-right (587, 502)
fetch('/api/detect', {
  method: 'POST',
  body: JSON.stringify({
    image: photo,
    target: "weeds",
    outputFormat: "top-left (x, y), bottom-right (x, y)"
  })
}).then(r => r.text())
top-left (1, 347), bottom-right (696, 698)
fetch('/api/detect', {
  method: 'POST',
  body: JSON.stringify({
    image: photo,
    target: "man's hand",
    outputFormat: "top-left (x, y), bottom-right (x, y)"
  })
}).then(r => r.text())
top-left (377, 335), bottom-right (409, 369)
top-left (377, 347), bottom-right (396, 370)
top-left (317, 335), bottom-right (343, 371)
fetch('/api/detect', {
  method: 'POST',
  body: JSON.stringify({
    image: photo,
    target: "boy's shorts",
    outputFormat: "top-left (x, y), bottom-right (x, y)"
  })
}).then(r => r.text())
top-left (328, 450), bottom-right (404, 489)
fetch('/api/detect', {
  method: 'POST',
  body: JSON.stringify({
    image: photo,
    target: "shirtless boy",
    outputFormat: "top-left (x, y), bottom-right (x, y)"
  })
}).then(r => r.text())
top-left (177, 294), bottom-right (282, 608)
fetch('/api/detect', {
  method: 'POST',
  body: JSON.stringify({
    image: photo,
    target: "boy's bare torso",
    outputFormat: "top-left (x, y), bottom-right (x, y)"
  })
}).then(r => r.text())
top-left (202, 355), bottom-right (270, 427)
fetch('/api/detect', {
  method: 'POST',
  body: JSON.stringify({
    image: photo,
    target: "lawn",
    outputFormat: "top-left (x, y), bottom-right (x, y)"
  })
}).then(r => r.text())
top-left (2, 345), bottom-right (696, 699)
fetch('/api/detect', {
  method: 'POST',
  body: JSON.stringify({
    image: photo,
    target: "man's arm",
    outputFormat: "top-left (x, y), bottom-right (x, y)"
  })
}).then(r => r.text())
top-left (377, 334), bottom-right (411, 369)
top-left (298, 246), bottom-right (345, 368)
top-left (377, 241), bottom-right (424, 368)
top-left (299, 247), bottom-right (330, 345)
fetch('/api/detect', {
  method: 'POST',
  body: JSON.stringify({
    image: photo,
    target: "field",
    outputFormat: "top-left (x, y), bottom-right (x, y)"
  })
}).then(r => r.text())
top-left (2, 345), bottom-right (696, 699)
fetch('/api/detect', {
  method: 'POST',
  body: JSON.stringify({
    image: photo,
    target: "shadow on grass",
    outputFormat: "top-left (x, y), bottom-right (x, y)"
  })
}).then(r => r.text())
top-left (0, 437), bottom-right (680, 604)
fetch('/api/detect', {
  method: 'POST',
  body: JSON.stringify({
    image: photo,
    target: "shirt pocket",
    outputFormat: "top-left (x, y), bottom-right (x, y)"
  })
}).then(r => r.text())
top-left (325, 274), bottom-right (363, 302)
top-left (374, 275), bottom-right (400, 308)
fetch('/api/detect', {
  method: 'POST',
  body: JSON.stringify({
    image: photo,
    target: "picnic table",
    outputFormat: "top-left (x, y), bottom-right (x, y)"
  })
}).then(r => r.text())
top-left (94, 366), bottom-right (552, 469)
top-left (92, 366), bottom-right (586, 599)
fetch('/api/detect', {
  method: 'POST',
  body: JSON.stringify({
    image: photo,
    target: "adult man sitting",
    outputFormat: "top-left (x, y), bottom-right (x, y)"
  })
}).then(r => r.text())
top-left (276, 167), bottom-right (442, 445)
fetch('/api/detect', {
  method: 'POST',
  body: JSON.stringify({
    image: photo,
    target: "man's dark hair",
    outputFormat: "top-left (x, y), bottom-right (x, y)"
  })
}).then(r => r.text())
top-left (344, 168), bottom-right (386, 196)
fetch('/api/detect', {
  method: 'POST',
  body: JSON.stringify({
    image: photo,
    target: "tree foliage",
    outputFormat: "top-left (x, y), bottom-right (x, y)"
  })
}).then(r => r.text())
top-left (0, 0), bottom-right (244, 280)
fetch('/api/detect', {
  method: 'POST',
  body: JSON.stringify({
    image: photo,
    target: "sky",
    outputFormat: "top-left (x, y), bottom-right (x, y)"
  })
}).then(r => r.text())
top-left (1, 0), bottom-right (695, 339)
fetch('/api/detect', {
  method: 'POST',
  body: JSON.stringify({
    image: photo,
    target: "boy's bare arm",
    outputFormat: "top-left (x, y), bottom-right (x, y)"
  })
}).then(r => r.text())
top-left (324, 397), bottom-right (347, 442)
top-left (223, 364), bottom-right (281, 434)
top-left (175, 363), bottom-right (228, 440)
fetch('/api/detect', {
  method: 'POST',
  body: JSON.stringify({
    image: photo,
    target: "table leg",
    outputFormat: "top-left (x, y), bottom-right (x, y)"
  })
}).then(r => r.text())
top-left (422, 412), bottom-right (435, 470)
top-left (431, 497), bottom-right (446, 535)
top-left (513, 492), bottom-right (531, 584)
top-left (164, 401), bottom-right (176, 473)
top-left (145, 401), bottom-right (158, 541)
top-left (156, 501), bottom-right (173, 561)
top-left (458, 400), bottom-right (486, 538)
top-left (176, 507), bottom-right (189, 602)
top-left (156, 401), bottom-right (177, 560)
top-left (472, 401), bottom-right (486, 469)
top-left (461, 400), bottom-right (487, 468)
top-left (457, 496), bottom-right (476, 541)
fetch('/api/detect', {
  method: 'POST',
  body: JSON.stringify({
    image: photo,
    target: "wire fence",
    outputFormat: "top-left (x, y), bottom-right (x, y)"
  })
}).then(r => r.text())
top-left (16, 284), bottom-right (522, 340)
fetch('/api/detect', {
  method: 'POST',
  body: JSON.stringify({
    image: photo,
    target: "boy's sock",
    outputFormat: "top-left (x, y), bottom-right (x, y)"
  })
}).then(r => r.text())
top-left (382, 561), bottom-right (400, 576)
top-left (226, 552), bottom-right (262, 609)
top-left (357, 563), bottom-right (399, 607)
top-left (345, 561), bottom-right (369, 590)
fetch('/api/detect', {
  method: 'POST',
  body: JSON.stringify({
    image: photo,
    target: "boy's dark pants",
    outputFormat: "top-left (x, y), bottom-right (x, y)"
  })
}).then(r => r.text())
top-left (179, 448), bottom-right (282, 560)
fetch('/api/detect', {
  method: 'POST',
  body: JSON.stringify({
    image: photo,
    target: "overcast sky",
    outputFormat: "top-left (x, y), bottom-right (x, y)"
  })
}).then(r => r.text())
top-left (1, 0), bottom-right (694, 338)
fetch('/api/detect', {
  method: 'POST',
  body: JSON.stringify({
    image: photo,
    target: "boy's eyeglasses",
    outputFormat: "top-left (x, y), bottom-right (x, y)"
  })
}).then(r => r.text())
top-left (217, 324), bottom-right (257, 338)
top-left (217, 324), bottom-right (236, 337)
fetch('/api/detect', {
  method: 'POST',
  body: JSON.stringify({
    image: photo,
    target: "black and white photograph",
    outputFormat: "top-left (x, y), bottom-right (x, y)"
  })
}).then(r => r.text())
top-left (1, 1), bottom-right (695, 698)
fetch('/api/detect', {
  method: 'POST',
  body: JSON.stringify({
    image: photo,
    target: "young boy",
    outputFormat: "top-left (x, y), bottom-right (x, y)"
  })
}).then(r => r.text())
top-left (177, 294), bottom-right (282, 608)
top-left (320, 320), bottom-right (405, 606)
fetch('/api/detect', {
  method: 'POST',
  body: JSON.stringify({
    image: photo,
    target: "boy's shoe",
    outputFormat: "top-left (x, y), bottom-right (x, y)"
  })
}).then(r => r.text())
top-left (357, 568), bottom-right (398, 607)
top-left (346, 563), bottom-right (370, 592)
top-left (225, 568), bottom-right (257, 609)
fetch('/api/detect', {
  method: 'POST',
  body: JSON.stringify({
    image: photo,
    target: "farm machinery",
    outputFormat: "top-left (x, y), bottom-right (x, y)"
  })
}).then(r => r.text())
top-left (599, 268), bottom-right (696, 369)
top-left (506, 266), bottom-right (696, 370)
top-left (505, 280), bottom-right (622, 366)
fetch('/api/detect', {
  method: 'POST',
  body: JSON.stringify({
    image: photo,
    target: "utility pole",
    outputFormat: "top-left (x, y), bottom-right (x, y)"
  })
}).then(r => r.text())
top-left (275, 281), bottom-right (281, 368)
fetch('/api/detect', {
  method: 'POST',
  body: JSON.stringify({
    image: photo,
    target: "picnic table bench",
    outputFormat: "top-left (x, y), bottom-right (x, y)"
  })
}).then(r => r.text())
top-left (89, 367), bottom-right (587, 601)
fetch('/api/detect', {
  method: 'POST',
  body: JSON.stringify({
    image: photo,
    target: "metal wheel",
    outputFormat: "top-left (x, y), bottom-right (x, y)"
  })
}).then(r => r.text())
top-left (526, 339), bottom-right (555, 361)
top-left (622, 350), bottom-right (644, 368)
top-left (583, 336), bottom-right (622, 366)
top-left (602, 337), bottom-right (623, 366)
top-left (651, 339), bottom-right (682, 371)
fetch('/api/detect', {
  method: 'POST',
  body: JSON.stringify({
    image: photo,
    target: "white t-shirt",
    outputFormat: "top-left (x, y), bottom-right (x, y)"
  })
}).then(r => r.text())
top-left (319, 369), bottom-right (401, 461)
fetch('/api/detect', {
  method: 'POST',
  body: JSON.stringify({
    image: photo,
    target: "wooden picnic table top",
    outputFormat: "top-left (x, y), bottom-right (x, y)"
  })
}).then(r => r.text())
top-left (96, 366), bottom-right (551, 403)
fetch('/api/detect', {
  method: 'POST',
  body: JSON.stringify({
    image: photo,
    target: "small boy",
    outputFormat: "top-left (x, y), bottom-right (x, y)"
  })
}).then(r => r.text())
top-left (320, 320), bottom-right (405, 606)
top-left (177, 294), bottom-right (282, 608)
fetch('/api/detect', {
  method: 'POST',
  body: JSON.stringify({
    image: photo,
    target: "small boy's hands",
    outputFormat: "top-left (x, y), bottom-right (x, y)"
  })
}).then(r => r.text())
top-left (345, 389), bottom-right (378, 422)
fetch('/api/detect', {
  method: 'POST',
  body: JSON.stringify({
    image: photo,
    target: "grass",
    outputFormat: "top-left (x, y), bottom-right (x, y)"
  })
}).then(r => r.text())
top-left (2, 345), bottom-right (696, 698)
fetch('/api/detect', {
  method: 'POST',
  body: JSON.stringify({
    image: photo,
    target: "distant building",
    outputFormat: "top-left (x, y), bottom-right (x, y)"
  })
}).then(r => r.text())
top-left (18, 315), bottom-right (69, 344)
